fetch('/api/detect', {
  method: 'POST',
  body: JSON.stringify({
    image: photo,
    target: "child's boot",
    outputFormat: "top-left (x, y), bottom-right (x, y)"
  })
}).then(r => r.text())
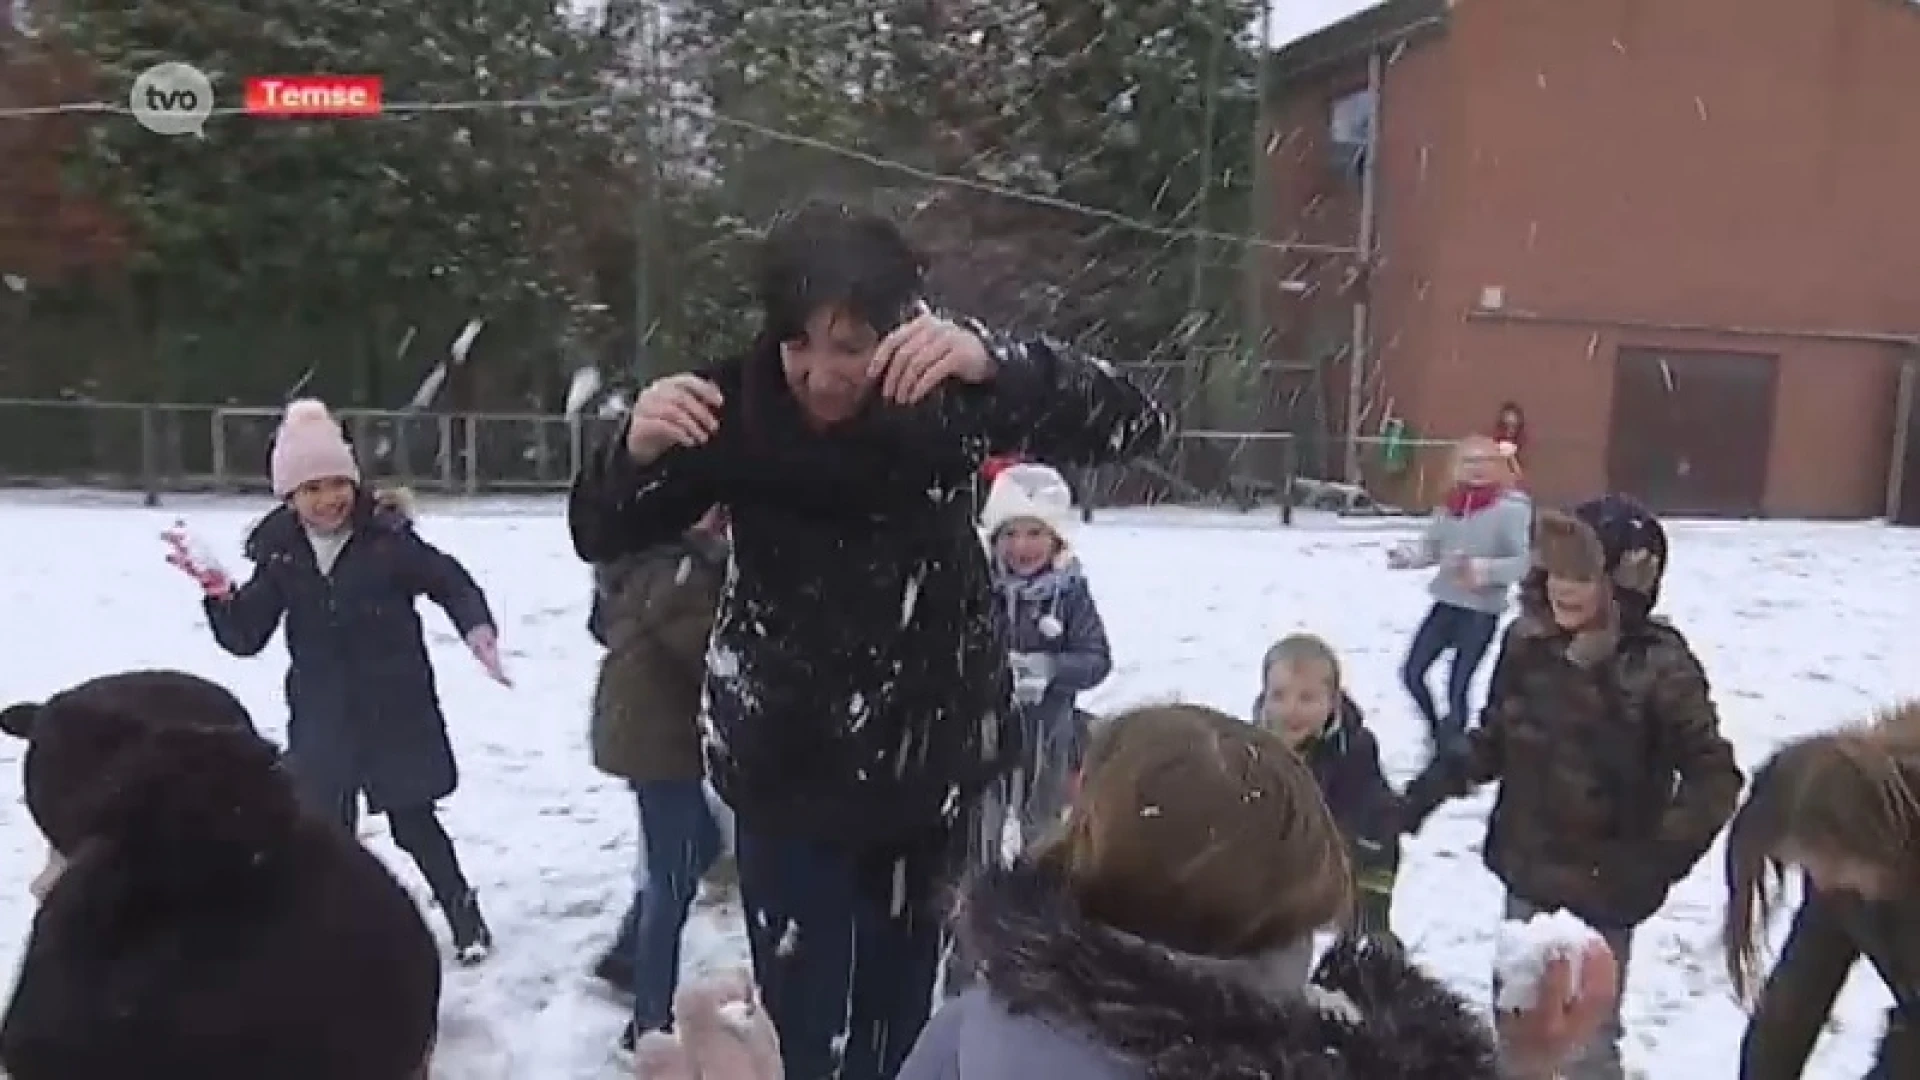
top-left (446, 889), bottom-right (493, 965)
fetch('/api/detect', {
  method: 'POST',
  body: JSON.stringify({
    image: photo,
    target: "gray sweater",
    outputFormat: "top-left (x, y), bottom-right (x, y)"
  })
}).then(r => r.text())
top-left (1402, 489), bottom-right (1533, 614)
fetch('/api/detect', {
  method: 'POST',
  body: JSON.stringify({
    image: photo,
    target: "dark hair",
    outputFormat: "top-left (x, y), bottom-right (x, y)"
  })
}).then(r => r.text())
top-left (756, 201), bottom-right (926, 344)
top-left (1, 721), bottom-right (441, 1079)
top-left (1034, 703), bottom-right (1352, 957)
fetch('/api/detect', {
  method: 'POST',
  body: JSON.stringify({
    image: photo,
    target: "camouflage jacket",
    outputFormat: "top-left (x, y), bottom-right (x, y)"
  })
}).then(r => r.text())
top-left (1404, 574), bottom-right (1742, 929)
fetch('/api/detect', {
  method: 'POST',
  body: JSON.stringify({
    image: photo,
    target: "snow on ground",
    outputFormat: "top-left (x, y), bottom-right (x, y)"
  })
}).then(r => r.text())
top-left (2, 493), bottom-right (1917, 1077)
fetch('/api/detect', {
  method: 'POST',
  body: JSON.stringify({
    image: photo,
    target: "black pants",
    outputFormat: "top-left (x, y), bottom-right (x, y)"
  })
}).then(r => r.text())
top-left (1401, 601), bottom-right (1500, 742)
top-left (317, 788), bottom-right (472, 912)
top-left (736, 819), bottom-right (956, 1080)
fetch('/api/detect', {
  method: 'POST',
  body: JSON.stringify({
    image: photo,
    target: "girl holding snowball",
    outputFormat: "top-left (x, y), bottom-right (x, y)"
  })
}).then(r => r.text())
top-left (163, 397), bottom-right (509, 965)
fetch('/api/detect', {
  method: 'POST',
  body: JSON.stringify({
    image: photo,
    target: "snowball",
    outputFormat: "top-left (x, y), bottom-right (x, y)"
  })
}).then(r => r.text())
top-left (1493, 909), bottom-right (1602, 1011)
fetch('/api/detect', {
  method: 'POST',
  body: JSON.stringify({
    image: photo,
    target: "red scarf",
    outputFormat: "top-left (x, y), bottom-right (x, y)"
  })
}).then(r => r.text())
top-left (1445, 482), bottom-right (1501, 516)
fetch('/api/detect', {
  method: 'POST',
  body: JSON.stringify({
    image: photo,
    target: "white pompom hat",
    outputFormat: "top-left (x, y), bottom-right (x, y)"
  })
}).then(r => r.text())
top-left (981, 462), bottom-right (1075, 550)
top-left (269, 399), bottom-right (360, 497)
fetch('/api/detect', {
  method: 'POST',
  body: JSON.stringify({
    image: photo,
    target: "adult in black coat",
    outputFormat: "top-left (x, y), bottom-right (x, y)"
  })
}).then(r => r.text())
top-left (568, 202), bottom-right (1169, 1080)
top-left (172, 412), bottom-right (505, 965)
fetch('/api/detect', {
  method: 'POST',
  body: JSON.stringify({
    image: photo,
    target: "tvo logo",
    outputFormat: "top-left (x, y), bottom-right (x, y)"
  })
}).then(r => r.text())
top-left (130, 62), bottom-right (214, 136)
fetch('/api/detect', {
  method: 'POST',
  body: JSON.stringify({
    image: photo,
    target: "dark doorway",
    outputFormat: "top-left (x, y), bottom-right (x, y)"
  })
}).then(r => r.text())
top-left (1606, 347), bottom-right (1777, 516)
top-left (1892, 353), bottom-right (1920, 525)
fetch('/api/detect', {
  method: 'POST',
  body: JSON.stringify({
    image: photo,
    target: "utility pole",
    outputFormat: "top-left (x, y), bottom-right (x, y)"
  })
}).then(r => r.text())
top-left (1242, 0), bottom-right (1273, 399)
top-left (1342, 49), bottom-right (1382, 486)
top-left (631, 1), bottom-right (659, 380)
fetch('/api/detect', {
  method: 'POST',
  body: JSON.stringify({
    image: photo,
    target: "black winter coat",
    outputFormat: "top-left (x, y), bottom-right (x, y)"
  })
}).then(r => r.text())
top-left (1253, 693), bottom-right (1400, 915)
top-left (1743, 885), bottom-right (1920, 1080)
top-left (1301, 696), bottom-right (1400, 898)
top-left (569, 328), bottom-right (1167, 851)
top-left (204, 491), bottom-right (494, 814)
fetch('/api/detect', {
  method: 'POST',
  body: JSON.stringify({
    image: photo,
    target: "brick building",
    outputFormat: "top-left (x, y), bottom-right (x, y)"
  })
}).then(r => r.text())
top-left (1260, 0), bottom-right (1920, 517)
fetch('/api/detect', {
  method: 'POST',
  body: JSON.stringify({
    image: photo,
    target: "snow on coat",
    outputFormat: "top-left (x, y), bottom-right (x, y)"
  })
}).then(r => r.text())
top-left (569, 327), bottom-right (1167, 850)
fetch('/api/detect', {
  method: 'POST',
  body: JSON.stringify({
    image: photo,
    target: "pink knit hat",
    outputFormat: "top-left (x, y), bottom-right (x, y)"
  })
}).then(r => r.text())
top-left (269, 399), bottom-right (360, 497)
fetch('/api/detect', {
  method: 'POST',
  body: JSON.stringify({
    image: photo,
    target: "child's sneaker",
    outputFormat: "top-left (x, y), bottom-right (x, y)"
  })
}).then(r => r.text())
top-left (446, 890), bottom-right (493, 965)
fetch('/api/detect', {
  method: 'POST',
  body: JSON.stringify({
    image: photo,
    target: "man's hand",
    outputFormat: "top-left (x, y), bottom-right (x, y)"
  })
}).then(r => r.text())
top-left (869, 314), bottom-right (995, 404)
top-left (626, 374), bottom-right (725, 463)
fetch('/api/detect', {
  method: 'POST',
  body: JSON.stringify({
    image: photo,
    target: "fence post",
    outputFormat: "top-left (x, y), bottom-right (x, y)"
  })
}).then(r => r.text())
top-left (1280, 435), bottom-right (1296, 526)
top-left (139, 404), bottom-right (160, 507)
top-left (209, 408), bottom-right (228, 492)
top-left (462, 414), bottom-right (478, 494)
top-left (393, 415), bottom-right (414, 484)
top-left (437, 414), bottom-right (454, 493)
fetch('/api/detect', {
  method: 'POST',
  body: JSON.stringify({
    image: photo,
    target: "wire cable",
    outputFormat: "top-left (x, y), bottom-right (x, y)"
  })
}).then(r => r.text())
top-left (0, 88), bottom-right (1361, 255)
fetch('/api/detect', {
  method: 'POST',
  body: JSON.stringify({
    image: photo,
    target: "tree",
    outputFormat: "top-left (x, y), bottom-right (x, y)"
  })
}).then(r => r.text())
top-left (29, 0), bottom-right (622, 403)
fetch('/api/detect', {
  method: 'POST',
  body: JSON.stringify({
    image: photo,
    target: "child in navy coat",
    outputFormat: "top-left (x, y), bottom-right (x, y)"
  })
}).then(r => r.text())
top-left (980, 463), bottom-right (1112, 845)
top-left (164, 398), bottom-right (510, 964)
top-left (1255, 633), bottom-right (1400, 934)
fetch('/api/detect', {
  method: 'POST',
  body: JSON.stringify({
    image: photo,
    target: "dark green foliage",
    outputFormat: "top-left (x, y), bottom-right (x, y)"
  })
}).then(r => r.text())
top-left (3, 0), bottom-right (1267, 411)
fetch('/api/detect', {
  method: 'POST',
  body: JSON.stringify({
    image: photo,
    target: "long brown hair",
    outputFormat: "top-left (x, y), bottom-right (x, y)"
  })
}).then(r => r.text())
top-left (1031, 703), bottom-right (1352, 958)
top-left (1723, 702), bottom-right (1920, 1000)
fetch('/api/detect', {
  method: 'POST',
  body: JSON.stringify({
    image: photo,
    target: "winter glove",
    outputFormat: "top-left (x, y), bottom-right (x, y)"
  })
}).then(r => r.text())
top-left (632, 970), bottom-right (781, 1080)
top-left (465, 625), bottom-right (512, 686)
top-left (162, 522), bottom-right (232, 597)
top-left (1010, 652), bottom-right (1056, 706)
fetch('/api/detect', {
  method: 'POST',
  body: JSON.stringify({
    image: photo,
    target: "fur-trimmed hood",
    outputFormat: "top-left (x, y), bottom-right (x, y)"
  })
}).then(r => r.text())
top-left (1514, 500), bottom-right (1667, 668)
top-left (940, 861), bottom-right (1497, 1080)
top-left (244, 486), bottom-right (416, 561)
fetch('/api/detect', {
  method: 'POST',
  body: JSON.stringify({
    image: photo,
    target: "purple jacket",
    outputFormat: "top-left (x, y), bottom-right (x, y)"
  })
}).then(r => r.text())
top-left (899, 862), bottom-right (1498, 1080)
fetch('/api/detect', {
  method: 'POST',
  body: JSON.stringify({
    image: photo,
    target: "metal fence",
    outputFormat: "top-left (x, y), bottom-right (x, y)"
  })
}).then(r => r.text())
top-left (0, 398), bottom-right (620, 498)
top-left (0, 398), bottom-right (1325, 519)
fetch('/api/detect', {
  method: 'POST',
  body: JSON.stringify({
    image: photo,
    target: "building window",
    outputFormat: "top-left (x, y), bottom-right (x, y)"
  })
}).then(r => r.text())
top-left (1329, 88), bottom-right (1373, 180)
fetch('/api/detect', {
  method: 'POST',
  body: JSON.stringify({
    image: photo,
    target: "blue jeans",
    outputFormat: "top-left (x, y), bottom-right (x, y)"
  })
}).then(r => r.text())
top-left (1401, 601), bottom-right (1500, 742)
top-left (736, 817), bottom-right (954, 1080)
top-left (625, 779), bottom-right (721, 1033)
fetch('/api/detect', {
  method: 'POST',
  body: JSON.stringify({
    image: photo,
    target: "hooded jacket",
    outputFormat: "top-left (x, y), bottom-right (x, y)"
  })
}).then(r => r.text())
top-left (897, 861), bottom-right (1497, 1080)
top-left (1402, 500), bottom-right (1742, 929)
top-left (587, 529), bottom-right (727, 784)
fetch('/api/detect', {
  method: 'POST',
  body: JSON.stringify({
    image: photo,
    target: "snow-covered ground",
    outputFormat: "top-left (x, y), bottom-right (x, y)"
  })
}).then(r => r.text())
top-left (2, 493), bottom-right (1916, 1077)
